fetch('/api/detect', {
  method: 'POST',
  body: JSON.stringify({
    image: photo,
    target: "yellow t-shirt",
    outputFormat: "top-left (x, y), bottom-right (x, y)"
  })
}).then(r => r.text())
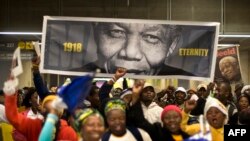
top-left (181, 111), bottom-right (224, 141)
top-left (210, 126), bottom-right (224, 141)
top-left (0, 123), bottom-right (14, 141)
top-left (172, 134), bottom-right (183, 141)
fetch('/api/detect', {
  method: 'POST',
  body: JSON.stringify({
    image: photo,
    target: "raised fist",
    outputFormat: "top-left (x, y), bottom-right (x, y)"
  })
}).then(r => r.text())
top-left (3, 78), bottom-right (19, 96)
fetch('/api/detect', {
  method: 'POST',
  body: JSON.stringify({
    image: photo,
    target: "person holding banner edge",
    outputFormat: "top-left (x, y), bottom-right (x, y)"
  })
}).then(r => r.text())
top-left (3, 77), bottom-right (78, 141)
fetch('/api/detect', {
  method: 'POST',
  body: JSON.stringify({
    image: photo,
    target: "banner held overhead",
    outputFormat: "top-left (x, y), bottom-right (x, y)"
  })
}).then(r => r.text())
top-left (41, 16), bottom-right (219, 81)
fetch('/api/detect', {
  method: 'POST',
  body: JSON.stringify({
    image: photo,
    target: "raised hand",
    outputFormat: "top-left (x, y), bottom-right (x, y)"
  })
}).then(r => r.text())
top-left (131, 79), bottom-right (145, 105)
top-left (114, 67), bottom-right (127, 80)
top-left (51, 96), bottom-right (68, 110)
top-left (32, 56), bottom-right (40, 66)
top-left (133, 79), bottom-right (145, 94)
top-left (3, 77), bottom-right (19, 96)
top-left (184, 99), bottom-right (197, 113)
top-left (207, 82), bottom-right (215, 91)
top-left (204, 82), bottom-right (216, 98)
top-left (32, 56), bottom-right (41, 71)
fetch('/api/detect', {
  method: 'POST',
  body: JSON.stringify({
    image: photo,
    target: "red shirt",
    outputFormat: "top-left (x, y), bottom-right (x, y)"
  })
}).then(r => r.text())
top-left (5, 93), bottom-right (78, 141)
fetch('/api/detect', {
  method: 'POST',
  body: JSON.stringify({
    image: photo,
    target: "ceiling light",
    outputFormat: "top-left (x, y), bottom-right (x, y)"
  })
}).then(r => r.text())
top-left (218, 44), bottom-right (240, 47)
top-left (218, 35), bottom-right (250, 38)
top-left (0, 32), bottom-right (42, 35)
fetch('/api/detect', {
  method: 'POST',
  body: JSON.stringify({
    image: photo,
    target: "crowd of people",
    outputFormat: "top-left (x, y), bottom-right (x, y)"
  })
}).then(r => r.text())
top-left (0, 58), bottom-right (250, 141)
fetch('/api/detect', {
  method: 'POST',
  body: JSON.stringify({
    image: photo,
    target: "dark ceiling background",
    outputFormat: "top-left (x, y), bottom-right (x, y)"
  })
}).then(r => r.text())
top-left (0, 0), bottom-right (250, 49)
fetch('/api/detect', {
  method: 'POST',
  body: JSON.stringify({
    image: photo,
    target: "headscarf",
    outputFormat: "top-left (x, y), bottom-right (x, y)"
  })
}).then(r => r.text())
top-left (241, 85), bottom-right (250, 94)
top-left (74, 108), bottom-right (103, 132)
top-left (161, 105), bottom-right (182, 121)
top-left (204, 96), bottom-right (228, 124)
top-left (120, 88), bottom-right (132, 99)
top-left (104, 99), bottom-right (126, 116)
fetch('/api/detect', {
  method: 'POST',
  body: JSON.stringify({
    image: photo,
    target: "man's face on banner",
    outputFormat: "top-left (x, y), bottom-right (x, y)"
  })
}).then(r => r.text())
top-left (94, 23), bottom-right (174, 75)
top-left (219, 56), bottom-right (239, 81)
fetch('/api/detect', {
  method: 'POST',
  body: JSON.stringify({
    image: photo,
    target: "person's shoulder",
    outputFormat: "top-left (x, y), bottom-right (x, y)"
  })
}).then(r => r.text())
top-left (59, 119), bottom-right (70, 127)
top-left (59, 119), bottom-right (77, 134)
top-left (150, 102), bottom-right (163, 111)
top-left (137, 128), bottom-right (152, 141)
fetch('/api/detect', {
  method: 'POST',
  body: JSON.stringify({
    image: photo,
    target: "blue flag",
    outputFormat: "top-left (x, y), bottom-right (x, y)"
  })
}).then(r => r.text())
top-left (58, 75), bottom-right (93, 113)
top-left (184, 131), bottom-right (211, 141)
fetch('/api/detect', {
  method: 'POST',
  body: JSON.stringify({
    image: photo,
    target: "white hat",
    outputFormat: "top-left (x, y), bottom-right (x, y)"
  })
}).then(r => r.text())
top-left (175, 87), bottom-right (187, 94)
top-left (143, 83), bottom-right (155, 91)
top-left (204, 96), bottom-right (228, 124)
top-left (174, 87), bottom-right (187, 99)
top-left (143, 83), bottom-right (154, 88)
top-left (241, 85), bottom-right (250, 94)
top-left (197, 84), bottom-right (207, 91)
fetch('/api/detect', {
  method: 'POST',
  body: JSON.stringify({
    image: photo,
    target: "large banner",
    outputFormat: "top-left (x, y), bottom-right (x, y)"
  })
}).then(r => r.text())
top-left (41, 16), bottom-right (219, 80)
top-left (214, 46), bottom-right (243, 84)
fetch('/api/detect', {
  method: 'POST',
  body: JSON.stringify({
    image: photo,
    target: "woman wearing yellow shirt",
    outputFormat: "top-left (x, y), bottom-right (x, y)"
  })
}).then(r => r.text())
top-left (181, 97), bottom-right (228, 141)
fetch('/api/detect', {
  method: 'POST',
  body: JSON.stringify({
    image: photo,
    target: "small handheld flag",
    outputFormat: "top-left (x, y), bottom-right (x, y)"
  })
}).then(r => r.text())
top-left (58, 75), bottom-right (93, 113)
top-left (11, 47), bottom-right (23, 77)
top-left (184, 115), bottom-right (211, 141)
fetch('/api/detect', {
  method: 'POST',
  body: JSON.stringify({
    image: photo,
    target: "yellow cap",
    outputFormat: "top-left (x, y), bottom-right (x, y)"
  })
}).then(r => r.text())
top-left (41, 95), bottom-right (57, 110)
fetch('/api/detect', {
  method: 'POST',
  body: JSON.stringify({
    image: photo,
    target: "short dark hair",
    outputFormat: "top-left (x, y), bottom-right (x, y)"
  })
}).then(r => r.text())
top-left (239, 108), bottom-right (250, 125)
top-left (89, 85), bottom-right (99, 96)
top-left (22, 87), bottom-right (37, 107)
